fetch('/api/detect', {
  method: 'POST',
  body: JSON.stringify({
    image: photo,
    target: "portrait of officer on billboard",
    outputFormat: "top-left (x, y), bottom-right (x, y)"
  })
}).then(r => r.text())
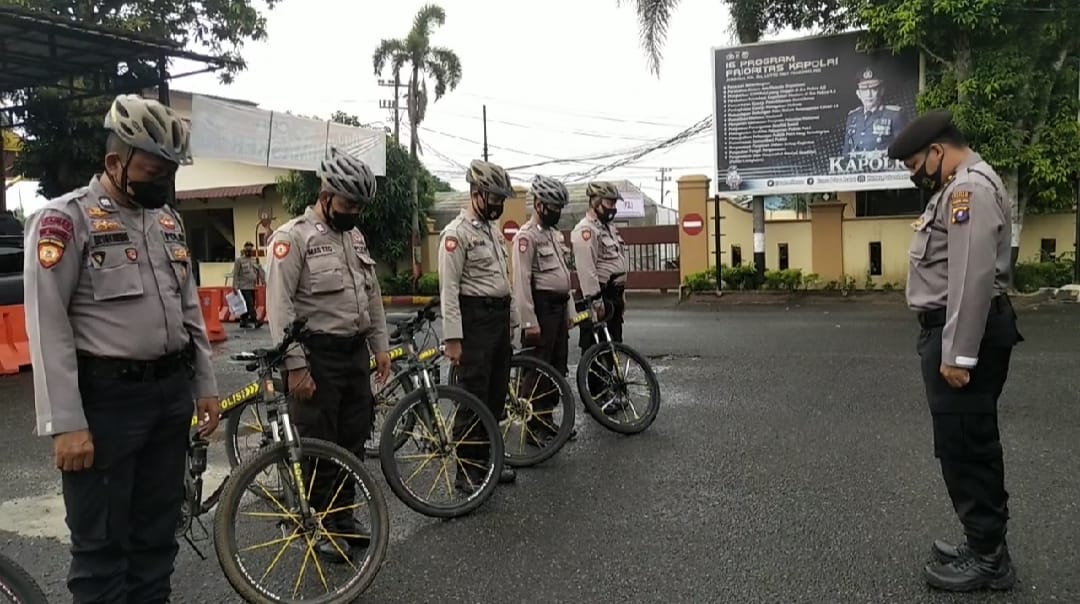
top-left (842, 67), bottom-right (908, 157)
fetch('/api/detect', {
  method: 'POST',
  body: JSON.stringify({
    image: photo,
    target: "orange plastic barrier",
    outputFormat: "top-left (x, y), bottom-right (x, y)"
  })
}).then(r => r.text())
top-left (197, 288), bottom-right (227, 343)
top-left (0, 304), bottom-right (31, 375)
top-left (255, 286), bottom-right (266, 322)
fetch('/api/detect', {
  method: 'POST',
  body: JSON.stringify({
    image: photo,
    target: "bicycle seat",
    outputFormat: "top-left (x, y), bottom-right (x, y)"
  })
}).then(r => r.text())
top-left (385, 312), bottom-right (415, 326)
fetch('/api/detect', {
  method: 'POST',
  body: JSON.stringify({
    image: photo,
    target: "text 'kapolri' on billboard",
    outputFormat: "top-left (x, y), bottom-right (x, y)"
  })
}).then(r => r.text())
top-left (712, 31), bottom-right (919, 196)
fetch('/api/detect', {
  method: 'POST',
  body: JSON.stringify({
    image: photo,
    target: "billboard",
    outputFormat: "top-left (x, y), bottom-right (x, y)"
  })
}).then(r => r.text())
top-left (712, 31), bottom-right (919, 195)
top-left (190, 94), bottom-right (387, 175)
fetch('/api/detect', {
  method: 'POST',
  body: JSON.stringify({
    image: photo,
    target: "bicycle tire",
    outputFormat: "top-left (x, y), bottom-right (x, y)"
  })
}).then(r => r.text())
top-left (501, 355), bottom-right (576, 468)
top-left (213, 438), bottom-right (389, 604)
top-left (576, 341), bottom-right (661, 435)
top-left (0, 551), bottom-right (48, 604)
top-left (365, 369), bottom-right (416, 458)
top-left (379, 385), bottom-right (504, 518)
top-left (224, 377), bottom-right (282, 469)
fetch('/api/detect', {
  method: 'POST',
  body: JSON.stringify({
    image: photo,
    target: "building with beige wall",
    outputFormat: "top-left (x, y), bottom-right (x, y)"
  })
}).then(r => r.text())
top-left (678, 174), bottom-right (1077, 288)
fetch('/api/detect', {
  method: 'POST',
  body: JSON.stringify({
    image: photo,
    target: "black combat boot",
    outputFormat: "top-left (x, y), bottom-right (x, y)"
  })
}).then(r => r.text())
top-left (923, 541), bottom-right (1016, 592)
top-left (931, 537), bottom-right (1011, 565)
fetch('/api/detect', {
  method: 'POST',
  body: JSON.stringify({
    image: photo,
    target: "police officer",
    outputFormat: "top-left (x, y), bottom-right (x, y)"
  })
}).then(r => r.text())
top-left (265, 148), bottom-right (391, 559)
top-left (231, 241), bottom-right (265, 328)
top-left (439, 159), bottom-right (520, 490)
top-left (887, 109), bottom-right (1021, 592)
top-left (511, 175), bottom-right (575, 444)
top-left (24, 93), bottom-right (221, 603)
top-left (571, 181), bottom-right (630, 406)
top-left (843, 68), bottom-right (908, 156)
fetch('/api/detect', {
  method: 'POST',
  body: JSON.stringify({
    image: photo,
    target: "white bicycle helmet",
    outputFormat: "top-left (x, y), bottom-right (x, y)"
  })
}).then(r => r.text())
top-left (530, 175), bottom-right (569, 207)
top-left (103, 94), bottom-right (192, 165)
top-left (317, 147), bottom-right (378, 202)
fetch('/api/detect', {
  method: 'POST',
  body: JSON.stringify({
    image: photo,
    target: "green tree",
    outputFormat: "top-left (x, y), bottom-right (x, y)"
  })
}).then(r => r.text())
top-left (275, 112), bottom-right (452, 271)
top-left (372, 3), bottom-right (463, 280)
top-left (8, 0), bottom-right (280, 199)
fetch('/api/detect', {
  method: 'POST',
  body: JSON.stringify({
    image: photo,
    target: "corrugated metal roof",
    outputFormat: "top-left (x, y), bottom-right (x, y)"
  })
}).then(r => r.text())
top-left (176, 183), bottom-right (273, 201)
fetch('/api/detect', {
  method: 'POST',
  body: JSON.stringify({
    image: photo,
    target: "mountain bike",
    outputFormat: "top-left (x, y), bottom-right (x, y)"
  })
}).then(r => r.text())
top-left (0, 551), bottom-right (48, 604)
top-left (571, 292), bottom-right (661, 434)
top-left (374, 298), bottom-right (504, 518)
top-left (384, 300), bottom-right (576, 469)
top-left (178, 318), bottom-right (390, 604)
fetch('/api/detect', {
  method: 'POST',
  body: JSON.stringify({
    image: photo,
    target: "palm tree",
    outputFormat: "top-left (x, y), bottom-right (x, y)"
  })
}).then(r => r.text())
top-left (373, 4), bottom-right (462, 280)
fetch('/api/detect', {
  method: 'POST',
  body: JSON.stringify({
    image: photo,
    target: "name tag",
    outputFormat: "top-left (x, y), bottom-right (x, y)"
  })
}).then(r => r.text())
top-left (93, 232), bottom-right (131, 246)
top-left (307, 244), bottom-right (334, 256)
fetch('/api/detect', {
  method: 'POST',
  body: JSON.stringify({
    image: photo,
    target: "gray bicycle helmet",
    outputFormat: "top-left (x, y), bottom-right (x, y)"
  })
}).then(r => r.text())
top-left (530, 175), bottom-right (569, 207)
top-left (104, 94), bottom-right (192, 165)
top-left (465, 159), bottom-right (514, 198)
top-left (317, 147), bottom-right (378, 202)
top-left (586, 181), bottom-right (622, 201)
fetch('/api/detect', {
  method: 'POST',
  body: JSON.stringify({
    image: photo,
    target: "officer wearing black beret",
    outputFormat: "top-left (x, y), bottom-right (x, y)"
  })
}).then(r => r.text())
top-left (888, 109), bottom-right (1022, 592)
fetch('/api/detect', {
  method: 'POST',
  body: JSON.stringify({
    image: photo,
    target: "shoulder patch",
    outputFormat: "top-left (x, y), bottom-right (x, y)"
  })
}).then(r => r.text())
top-left (272, 240), bottom-right (291, 259)
top-left (951, 205), bottom-right (970, 224)
top-left (37, 239), bottom-right (65, 269)
top-left (37, 211), bottom-right (74, 243)
top-left (948, 189), bottom-right (971, 206)
top-left (518, 238), bottom-right (529, 254)
top-left (581, 229), bottom-right (592, 241)
top-left (444, 236), bottom-right (460, 252)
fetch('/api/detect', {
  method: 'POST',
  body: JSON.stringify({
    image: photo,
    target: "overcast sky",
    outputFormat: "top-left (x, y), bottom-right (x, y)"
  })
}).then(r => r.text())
top-left (14, 0), bottom-right (804, 214)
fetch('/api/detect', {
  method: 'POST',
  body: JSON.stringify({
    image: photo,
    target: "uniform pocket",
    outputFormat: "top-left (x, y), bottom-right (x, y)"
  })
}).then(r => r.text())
top-left (307, 256), bottom-right (345, 294)
top-left (599, 235), bottom-right (620, 260)
top-left (88, 263), bottom-right (143, 301)
top-left (537, 246), bottom-right (560, 271)
top-left (908, 230), bottom-right (931, 262)
top-left (164, 243), bottom-right (191, 288)
top-left (356, 252), bottom-right (378, 291)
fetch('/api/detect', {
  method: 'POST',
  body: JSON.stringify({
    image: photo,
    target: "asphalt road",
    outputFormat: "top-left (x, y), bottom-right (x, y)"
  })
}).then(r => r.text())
top-left (1, 300), bottom-right (1079, 603)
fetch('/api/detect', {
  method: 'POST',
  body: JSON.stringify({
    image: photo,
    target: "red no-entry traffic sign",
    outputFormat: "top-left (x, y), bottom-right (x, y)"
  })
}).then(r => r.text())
top-left (682, 213), bottom-right (704, 236)
top-left (502, 220), bottom-right (520, 242)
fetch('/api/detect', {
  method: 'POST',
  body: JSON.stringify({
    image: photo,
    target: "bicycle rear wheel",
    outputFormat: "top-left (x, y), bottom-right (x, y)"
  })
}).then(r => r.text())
top-left (0, 551), bottom-right (48, 604)
top-left (576, 341), bottom-right (661, 434)
top-left (501, 354), bottom-right (575, 467)
top-left (365, 369), bottom-right (416, 458)
top-left (213, 438), bottom-right (389, 603)
top-left (379, 385), bottom-right (503, 518)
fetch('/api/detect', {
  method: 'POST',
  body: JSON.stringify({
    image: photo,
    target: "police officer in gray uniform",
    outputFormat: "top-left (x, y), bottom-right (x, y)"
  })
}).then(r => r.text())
top-left (511, 175), bottom-right (575, 444)
top-left (231, 241), bottom-right (265, 328)
top-left (439, 159), bottom-right (521, 489)
top-left (24, 94), bottom-right (221, 603)
top-left (265, 149), bottom-right (391, 558)
top-left (571, 181), bottom-right (630, 404)
top-left (843, 68), bottom-right (908, 156)
top-left (888, 109), bottom-right (1021, 592)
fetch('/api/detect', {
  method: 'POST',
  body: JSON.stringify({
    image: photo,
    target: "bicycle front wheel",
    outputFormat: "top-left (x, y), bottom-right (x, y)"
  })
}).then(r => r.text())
top-left (379, 385), bottom-right (504, 518)
top-left (576, 341), bottom-right (661, 434)
top-left (213, 438), bottom-right (389, 603)
top-left (0, 551), bottom-right (48, 604)
top-left (502, 354), bottom-right (576, 467)
top-left (365, 368), bottom-right (416, 458)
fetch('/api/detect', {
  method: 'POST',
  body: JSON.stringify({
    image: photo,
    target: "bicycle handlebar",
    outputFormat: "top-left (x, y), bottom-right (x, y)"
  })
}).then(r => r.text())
top-left (388, 297), bottom-right (440, 341)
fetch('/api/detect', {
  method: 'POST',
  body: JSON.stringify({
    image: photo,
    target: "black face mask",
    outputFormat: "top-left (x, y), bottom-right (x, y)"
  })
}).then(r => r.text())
top-left (596, 205), bottom-right (617, 224)
top-left (910, 147), bottom-right (944, 192)
top-left (107, 158), bottom-right (174, 210)
top-left (538, 204), bottom-right (561, 228)
top-left (322, 199), bottom-right (360, 232)
top-left (475, 192), bottom-right (505, 221)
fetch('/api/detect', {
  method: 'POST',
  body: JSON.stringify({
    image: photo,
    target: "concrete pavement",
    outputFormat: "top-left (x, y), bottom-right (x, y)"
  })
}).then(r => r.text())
top-left (1, 303), bottom-right (1078, 603)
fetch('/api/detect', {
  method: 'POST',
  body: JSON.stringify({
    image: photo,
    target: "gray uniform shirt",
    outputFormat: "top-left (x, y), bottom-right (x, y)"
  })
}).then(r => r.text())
top-left (438, 209), bottom-right (520, 341)
top-left (264, 207), bottom-right (390, 371)
top-left (511, 216), bottom-right (574, 329)
top-left (906, 152), bottom-right (1011, 368)
top-left (24, 176), bottom-right (218, 436)
top-left (571, 213), bottom-right (629, 298)
top-left (231, 255), bottom-right (264, 289)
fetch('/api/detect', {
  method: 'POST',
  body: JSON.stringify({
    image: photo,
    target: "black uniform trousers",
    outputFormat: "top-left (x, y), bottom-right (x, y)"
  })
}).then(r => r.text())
top-left (454, 296), bottom-right (512, 476)
top-left (64, 351), bottom-right (195, 604)
top-left (521, 290), bottom-right (570, 433)
top-left (916, 294), bottom-right (1022, 555)
top-left (239, 288), bottom-right (257, 326)
top-left (577, 281), bottom-right (626, 396)
top-left (289, 334), bottom-right (372, 527)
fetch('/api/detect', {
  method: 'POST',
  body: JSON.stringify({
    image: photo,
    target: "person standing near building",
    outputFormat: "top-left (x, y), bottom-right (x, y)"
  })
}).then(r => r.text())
top-left (24, 93), bottom-right (220, 603)
top-left (570, 181), bottom-right (630, 403)
top-left (264, 149), bottom-right (391, 559)
top-left (887, 109), bottom-right (1021, 592)
top-left (511, 175), bottom-right (575, 445)
top-left (439, 159), bottom-right (520, 490)
top-left (231, 241), bottom-right (265, 328)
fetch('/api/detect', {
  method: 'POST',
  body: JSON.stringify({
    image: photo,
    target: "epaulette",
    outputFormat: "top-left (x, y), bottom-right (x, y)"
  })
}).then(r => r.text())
top-left (884, 104), bottom-right (901, 111)
top-left (848, 107), bottom-right (860, 114)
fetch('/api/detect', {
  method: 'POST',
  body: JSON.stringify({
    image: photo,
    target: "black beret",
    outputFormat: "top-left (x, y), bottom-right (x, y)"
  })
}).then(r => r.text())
top-left (886, 109), bottom-right (953, 160)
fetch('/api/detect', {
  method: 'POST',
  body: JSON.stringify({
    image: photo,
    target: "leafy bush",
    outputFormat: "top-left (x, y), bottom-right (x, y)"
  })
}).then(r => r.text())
top-left (379, 272), bottom-right (413, 296)
top-left (1013, 255), bottom-right (1075, 293)
top-left (719, 264), bottom-right (761, 290)
top-left (682, 270), bottom-right (716, 293)
top-left (763, 268), bottom-right (804, 292)
top-left (417, 272), bottom-right (439, 295)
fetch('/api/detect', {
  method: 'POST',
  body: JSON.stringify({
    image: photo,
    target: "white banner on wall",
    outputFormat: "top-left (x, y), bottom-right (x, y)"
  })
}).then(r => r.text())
top-left (190, 94), bottom-right (387, 175)
top-left (615, 191), bottom-right (646, 218)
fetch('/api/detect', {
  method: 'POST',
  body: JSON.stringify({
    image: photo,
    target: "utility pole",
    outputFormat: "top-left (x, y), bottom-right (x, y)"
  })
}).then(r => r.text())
top-left (377, 77), bottom-right (401, 143)
top-left (655, 167), bottom-right (672, 207)
top-left (482, 104), bottom-right (489, 161)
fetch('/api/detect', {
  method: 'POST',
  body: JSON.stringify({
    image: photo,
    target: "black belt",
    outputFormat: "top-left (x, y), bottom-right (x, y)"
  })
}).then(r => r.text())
top-left (305, 332), bottom-right (367, 352)
top-left (460, 295), bottom-right (511, 310)
top-left (532, 290), bottom-right (569, 304)
top-left (77, 347), bottom-right (192, 382)
top-left (917, 294), bottom-right (1011, 329)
